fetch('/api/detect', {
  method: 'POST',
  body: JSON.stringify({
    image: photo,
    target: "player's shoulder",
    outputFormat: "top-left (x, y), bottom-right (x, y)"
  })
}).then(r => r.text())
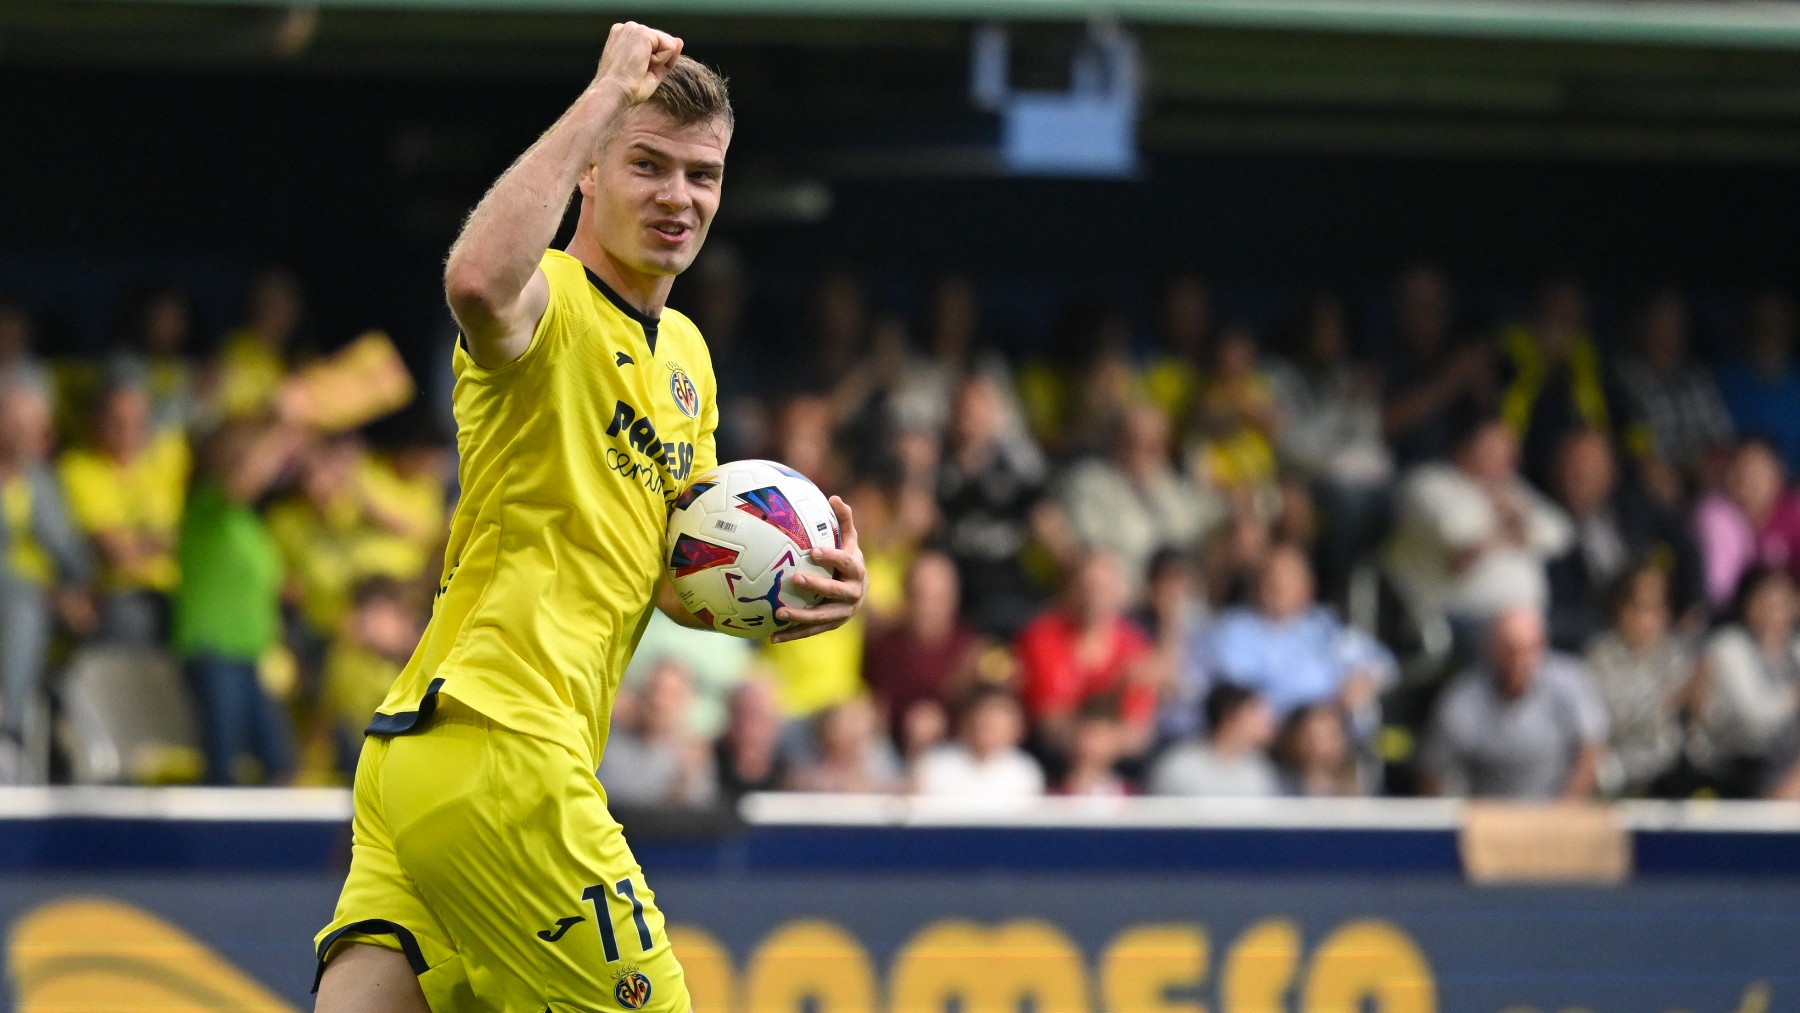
top-left (656, 306), bottom-right (715, 373)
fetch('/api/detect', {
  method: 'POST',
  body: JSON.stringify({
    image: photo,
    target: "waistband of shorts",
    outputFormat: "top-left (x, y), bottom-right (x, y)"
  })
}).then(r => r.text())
top-left (429, 693), bottom-right (492, 731)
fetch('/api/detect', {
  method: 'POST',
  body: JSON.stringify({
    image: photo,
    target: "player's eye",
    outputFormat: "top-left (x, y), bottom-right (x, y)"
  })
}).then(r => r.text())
top-left (632, 159), bottom-right (656, 172)
top-left (689, 171), bottom-right (717, 185)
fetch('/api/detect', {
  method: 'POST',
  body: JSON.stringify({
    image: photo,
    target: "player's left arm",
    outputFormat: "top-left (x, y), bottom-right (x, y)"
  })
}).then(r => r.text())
top-left (656, 574), bottom-right (708, 629)
top-left (770, 495), bottom-right (866, 644)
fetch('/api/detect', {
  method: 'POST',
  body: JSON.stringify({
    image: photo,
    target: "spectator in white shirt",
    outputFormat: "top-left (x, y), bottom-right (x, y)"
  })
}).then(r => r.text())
top-left (912, 687), bottom-right (1046, 799)
top-left (1147, 684), bottom-right (1281, 798)
top-left (1385, 413), bottom-right (1573, 626)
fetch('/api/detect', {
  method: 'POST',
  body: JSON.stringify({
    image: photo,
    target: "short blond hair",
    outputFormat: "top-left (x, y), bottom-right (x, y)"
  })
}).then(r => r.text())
top-left (648, 56), bottom-right (733, 132)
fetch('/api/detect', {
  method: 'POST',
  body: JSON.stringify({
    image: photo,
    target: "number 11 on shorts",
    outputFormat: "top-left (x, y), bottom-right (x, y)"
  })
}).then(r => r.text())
top-left (582, 878), bottom-right (653, 963)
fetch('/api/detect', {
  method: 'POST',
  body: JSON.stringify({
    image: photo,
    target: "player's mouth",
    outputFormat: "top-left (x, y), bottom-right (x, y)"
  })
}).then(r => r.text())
top-left (648, 220), bottom-right (692, 245)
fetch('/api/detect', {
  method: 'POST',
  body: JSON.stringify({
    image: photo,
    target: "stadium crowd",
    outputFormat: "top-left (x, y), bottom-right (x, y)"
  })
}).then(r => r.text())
top-left (6, 257), bottom-right (1800, 806)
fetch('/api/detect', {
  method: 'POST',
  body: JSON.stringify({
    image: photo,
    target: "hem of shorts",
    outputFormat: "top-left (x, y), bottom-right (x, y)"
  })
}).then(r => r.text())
top-left (365, 677), bottom-right (447, 736)
top-left (313, 917), bottom-right (430, 992)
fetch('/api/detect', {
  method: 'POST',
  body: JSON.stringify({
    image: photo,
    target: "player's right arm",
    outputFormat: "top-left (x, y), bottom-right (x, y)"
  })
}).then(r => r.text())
top-left (443, 22), bottom-right (683, 368)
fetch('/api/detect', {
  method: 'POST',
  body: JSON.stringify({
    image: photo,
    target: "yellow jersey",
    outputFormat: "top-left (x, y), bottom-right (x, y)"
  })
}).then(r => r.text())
top-left (58, 431), bottom-right (191, 593)
top-left (369, 249), bottom-right (718, 770)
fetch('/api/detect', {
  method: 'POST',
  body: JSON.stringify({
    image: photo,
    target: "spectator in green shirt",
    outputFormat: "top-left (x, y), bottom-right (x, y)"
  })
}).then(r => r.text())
top-left (174, 421), bottom-right (304, 784)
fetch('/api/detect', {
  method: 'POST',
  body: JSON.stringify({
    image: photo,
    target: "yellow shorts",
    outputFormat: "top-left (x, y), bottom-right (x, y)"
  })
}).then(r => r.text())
top-left (314, 697), bottom-right (691, 1013)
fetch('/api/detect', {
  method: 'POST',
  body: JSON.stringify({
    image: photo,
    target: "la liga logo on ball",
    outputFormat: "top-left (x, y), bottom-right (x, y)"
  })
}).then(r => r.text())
top-left (666, 459), bottom-right (837, 639)
top-left (667, 363), bottom-right (699, 419)
top-left (612, 968), bottom-right (653, 1010)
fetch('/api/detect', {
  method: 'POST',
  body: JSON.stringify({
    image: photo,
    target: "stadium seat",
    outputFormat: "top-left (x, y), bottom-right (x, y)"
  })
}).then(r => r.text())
top-left (54, 645), bottom-right (203, 785)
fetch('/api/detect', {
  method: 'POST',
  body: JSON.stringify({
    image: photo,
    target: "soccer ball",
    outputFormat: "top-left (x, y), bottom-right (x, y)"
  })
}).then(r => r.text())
top-left (665, 459), bottom-right (840, 639)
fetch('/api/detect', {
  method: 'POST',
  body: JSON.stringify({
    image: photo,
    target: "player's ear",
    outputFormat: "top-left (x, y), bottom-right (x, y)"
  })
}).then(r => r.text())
top-left (577, 161), bottom-right (599, 198)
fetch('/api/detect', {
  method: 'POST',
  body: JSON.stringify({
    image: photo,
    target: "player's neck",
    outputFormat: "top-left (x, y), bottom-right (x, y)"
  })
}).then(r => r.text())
top-left (567, 237), bottom-right (672, 319)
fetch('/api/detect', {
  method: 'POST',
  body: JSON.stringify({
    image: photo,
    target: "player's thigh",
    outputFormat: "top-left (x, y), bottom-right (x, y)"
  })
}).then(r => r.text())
top-left (385, 720), bottom-right (688, 1012)
top-left (315, 942), bottom-right (430, 1013)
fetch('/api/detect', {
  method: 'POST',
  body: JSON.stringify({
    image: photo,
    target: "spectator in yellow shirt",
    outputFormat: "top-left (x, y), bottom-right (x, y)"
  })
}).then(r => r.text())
top-left (319, 576), bottom-right (422, 779)
top-left (213, 268), bottom-right (303, 421)
top-left (59, 381), bottom-right (190, 643)
top-left (265, 435), bottom-right (420, 648)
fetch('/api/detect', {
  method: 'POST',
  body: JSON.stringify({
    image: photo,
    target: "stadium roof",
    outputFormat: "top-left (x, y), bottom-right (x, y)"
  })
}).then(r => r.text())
top-left (86, 0), bottom-right (1800, 49)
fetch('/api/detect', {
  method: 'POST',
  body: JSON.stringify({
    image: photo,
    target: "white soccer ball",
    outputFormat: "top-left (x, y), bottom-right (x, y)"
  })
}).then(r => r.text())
top-left (665, 459), bottom-right (839, 639)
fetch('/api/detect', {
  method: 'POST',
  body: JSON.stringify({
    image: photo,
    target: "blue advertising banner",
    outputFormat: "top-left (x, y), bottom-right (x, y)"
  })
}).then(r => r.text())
top-left (6, 870), bottom-right (1796, 1013)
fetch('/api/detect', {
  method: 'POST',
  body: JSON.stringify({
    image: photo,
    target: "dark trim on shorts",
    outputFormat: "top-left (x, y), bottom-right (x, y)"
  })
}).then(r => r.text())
top-left (313, 918), bottom-right (430, 992)
top-left (364, 677), bottom-right (446, 736)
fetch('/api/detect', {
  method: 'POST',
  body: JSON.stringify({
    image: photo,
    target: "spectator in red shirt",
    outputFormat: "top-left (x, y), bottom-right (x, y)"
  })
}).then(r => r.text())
top-left (1015, 551), bottom-right (1158, 759)
top-left (862, 550), bottom-right (986, 748)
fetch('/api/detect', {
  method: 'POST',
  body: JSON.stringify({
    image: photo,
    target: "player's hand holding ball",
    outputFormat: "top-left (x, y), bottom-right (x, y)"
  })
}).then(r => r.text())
top-left (595, 21), bottom-right (684, 104)
top-left (666, 460), bottom-right (866, 642)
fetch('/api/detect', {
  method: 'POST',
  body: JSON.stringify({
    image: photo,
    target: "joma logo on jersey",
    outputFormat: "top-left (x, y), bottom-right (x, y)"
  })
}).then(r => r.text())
top-left (605, 400), bottom-right (695, 484)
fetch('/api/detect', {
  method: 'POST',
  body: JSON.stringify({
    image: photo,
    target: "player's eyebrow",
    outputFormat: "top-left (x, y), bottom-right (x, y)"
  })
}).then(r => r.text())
top-left (629, 142), bottom-right (723, 175)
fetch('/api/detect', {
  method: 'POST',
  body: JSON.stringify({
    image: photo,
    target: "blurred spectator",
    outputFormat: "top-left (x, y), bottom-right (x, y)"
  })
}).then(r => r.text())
top-left (1385, 414), bottom-right (1573, 626)
top-left (1498, 279), bottom-right (1622, 489)
top-left (756, 426), bottom-right (865, 720)
top-left (0, 382), bottom-right (94, 777)
top-left (1146, 684), bottom-right (1281, 797)
top-left (1382, 265), bottom-right (1493, 468)
top-left (1717, 292), bottom-right (1800, 472)
top-left (598, 659), bottom-right (718, 808)
top-left (1614, 291), bottom-right (1732, 491)
top-left (1268, 293), bottom-right (1394, 591)
top-left (681, 244), bottom-right (768, 461)
top-left (890, 273), bottom-right (996, 434)
top-left (1186, 544), bottom-right (1395, 741)
top-left (1020, 299), bottom-right (1137, 455)
top-left (1015, 552), bottom-right (1157, 758)
top-left (1419, 606), bottom-right (1607, 800)
top-left (320, 577), bottom-right (420, 777)
top-left (1189, 322), bottom-right (1281, 495)
top-left (714, 677), bottom-right (788, 798)
top-left (111, 284), bottom-right (201, 434)
top-left (1692, 437), bottom-right (1800, 609)
top-left (1055, 404), bottom-right (1225, 589)
top-left (785, 696), bottom-right (902, 793)
top-left (1583, 564), bottom-right (1696, 797)
top-left (1139, 548), bottom-right (1208, 742)
top-left (175, 422), bottom-right (304, 785)
top-left (1274, 704), bottom-right (1361, 797)
top-left (862, 551), bottom-right (985, 748)
top-left (626, 613), bottom-right (755, 741)
top-left (1055, 707), bottom-right (1131, 797)
top-left (1199, 502), bottom-right (1274, 609)
top-left (265, 435), bottom-right (419, 647)
top-left (1140, 271), bottom-right (1212, 431)
top-left (937, 374), bottom-right (1050, 637)
top-left (214, 268), bottom-right (304, 421)
top-left (0, 300), bottom-right (52, 403)
top-left (1545, 428), bottom-right (1704, 650)
top-left (1689, 566), bottom-right (1800, 797)
top-left (359, 414), bottom-right (453, 583)
top-left (911, 686), bottom-right (1045, 799)
top-left (58, 381), bottom-right (190, 643)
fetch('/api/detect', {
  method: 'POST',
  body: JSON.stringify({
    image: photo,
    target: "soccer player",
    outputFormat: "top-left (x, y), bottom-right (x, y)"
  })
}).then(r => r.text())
top-left (313, 23), bottom-right (866, 1012)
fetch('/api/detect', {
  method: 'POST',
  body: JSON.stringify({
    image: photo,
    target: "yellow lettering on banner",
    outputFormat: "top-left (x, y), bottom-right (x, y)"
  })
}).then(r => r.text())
top-left (667, 925), bottom-right (735, 1013)
top-left (1100, 924), bottom-right (1209, 1013)
top-left (1301, 920), bottom-right (1436, 1013)
top-left (1220, 919), bottom-right (1301, 1013)
top-left (889, 919), bottom-right (1089, 1013)
top-left (744, 920), bottom-right (877, 1013)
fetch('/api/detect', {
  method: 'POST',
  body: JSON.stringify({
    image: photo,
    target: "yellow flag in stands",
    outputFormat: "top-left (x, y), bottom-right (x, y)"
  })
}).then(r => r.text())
top-left (10, 897), bottom-right (296, 1012)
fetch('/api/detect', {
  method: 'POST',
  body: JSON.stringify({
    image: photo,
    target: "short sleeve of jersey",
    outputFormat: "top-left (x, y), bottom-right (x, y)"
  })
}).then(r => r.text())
top-left (454, 255), bottom-right (578, 381)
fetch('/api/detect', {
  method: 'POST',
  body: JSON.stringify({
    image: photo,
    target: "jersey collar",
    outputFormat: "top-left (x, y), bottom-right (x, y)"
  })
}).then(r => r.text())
top-left (582, 263), bottom-right (661, 355)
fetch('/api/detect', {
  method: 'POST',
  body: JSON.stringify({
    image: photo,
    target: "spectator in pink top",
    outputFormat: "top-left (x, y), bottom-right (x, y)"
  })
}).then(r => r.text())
top-left (1693, 437), bottom-right (1800, 608)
